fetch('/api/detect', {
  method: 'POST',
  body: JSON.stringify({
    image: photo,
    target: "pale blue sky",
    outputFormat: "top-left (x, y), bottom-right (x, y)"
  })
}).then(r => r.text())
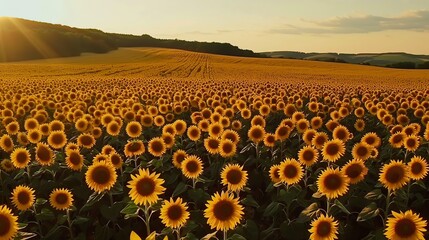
top-left (1, 0), bottom-right (429, 53)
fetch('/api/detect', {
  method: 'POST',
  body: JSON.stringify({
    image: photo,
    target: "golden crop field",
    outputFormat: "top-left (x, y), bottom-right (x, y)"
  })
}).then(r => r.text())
top-left (0, 47), bottom-right (428, 240)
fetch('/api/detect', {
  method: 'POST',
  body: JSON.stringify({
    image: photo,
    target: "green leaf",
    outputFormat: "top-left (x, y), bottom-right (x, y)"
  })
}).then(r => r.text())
top-left (15, 232), bottom-right (38, 240)
top-left (81, 192), bottom-right (105, 211)
top-left (263, 202), bottom-right (280, 217)
top-left (312, 191), bottom-right (324, 199)
top-left (72, 217), bottom-right (89, 225)
top-left (36, 208), bottom-right (55, 221)
top-left (121, 202), bottom-right (139, 215)
top-left (172, 182), bottom-right (188, 197)
top-left (297, 202), bottom-right (319, 223)
top-left (110, 182), bottom-right (124, 195)
top-left (35, 198), bottom-right (47, 206)
top-left (413, 180), bottom-right (426, 190)
top-left (364, 189), bottom-right (382, 200)
top-left (229, 234), bottom-right (247, 240)
top-left (240, 142), bottom-right (254, 154)
top-left (334, 199), bottom-right (351, 214)
top-left (57, 214), bottom-right (68, 225)
top-left (14, 169), bottom-right (26, 180)
top-left (101, 202), bottom-right (125, 220)
top-left (357, 202), bottom-right (380, 222)
top-left (241, 195), bottom-right (260, 208)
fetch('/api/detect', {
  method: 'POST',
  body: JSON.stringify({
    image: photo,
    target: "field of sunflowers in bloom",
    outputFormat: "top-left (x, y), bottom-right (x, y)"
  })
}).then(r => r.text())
top-left (0, 49), bottom-right (428, 240)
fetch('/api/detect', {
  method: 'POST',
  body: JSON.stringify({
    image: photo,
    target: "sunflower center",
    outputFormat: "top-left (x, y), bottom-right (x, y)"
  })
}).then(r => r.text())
top-left (302, 150), bottom-right (314, 161)
top-left (315, 136), bottom-right (325, 146)
top-left (0, 214), bottom-right (11, 236)
top-left (392, 135), bottom-right (403, 144)
top-left (151, 141), bottom-right (164, 153)
top-left (283, 165), bottom-right (298, 178)
top-left (17, 191), bottom-right (30, 204)
top-left (250, 128), bottom-right (263, 139)
top-left (335, 130), bottom-right (347, 140)
top-left (37, 146), bottom-right (51, 162)
top-left (411, 162), bottom-right (423, 175)
top-left (186, 161), bottom-right (199, 173)
top-left (323, 174), bottom-right (342, 190)
top-left (91, 166), bottom-right (111, 184)
top-left (110, 155), bottom-right (121, 165)
top-left (3, 138), bottom-right (12, 148)
top-left (211, 126), bottom-right (221, 135)
top-left (277, 127), bottom-right (288, 137)
top-left (190, 129), bottom-right (199, 138)
top-left (167, 205), bottom-right (183, 221)
top-left (51, 133), bottom-right (65, 145)
top-left (326, 143), bottom-right (339, 155)
top-left (394, 218), bottom-right (416, 238)
top-left (356, 146), bottom-right (369, 157)
top-left (127, 142), bottom-right (141, 152)
top-left (55, 193), bottom-right (68, 205)
top-left (406, 138), bottom-right (416, 148)
top-left (385, 166), bottom-right (404, 183)
top-left (213, 200), bottom-right (234, 221)
top-left (136, 178), bottom-right (155, 196)
top-left (69, 152), bottom-right (82, 165)
top-left (208, 139), bottom-right (219, 149)
top-left (80, 136), bottom-right (93, 146)
top-left (316, 221), bottom-right (331, 237)
top-left (365, 137), bottom-right (375, 145)
top-left (16, 152), bottom-right (28, 163)
top-left (222, 142), bottom-right (233, 153)
top-left (226, 169), bottom-right (242, 184)
top-left (128, 124), bottom-right (140, 134)
top-left (345, 164), bottom-right (362, 179)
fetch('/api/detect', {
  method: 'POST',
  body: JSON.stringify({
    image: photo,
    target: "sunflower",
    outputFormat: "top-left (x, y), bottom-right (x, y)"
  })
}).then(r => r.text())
top-left (163, 124), bottom-right (176, 136)
top-left (263, 133), bottom-right (276, 148)
top-left (172, 150), bottom-right (188, 169)
top-left (24, 118), bottom-right (39, 131)
top-left (221, 130), bottom-right (240, 145)
top-left (361, 132), bottom-right (381, 148)
top-left (160, 198), bottom-right (190, 229)
top-left (17, 132), bottom-right (29, 146)
top-left (101, 145), bottom-right (116, 155)
top-left (204, 137), bottom-right (220, 155)
top-left (278, 158), bottom-right (303, 185)
top-left (248, 125), bottom-right (265, 143)
top-left (85, 161), bottom-right (117, 193)
top-left (208, 122), bottom-right (224, 138)
top-left (126, 121), bottom-right (142, 138)
top-left (312, 132), bottom-right (329, 150)
top-left (49, 120), bottom-right (65, 132)
top-left (77, 133), bottom-right (96, 149)
top-left (173, 120), bottom-right (187, 135)
top-left (351, 142), bottom-right (373, 161)
top-left (219, 139), bottom-right (237, 158)
top-left (47, 130), bottom-right (68, 149)
top-left (154, 115), bottom-right (165, 127)
top-left (187, 125), bottom-right (201, 141)
top-left (231, 120), bottom-right (242, 131)
top-left (0, 134), bottom-right (14, 153)
top-left (75, 118), bottom-right (89, 132)
top-left (332, 125), bottom-right (351, 142)
top-left (65, 149), bottom-right (84, 171)
top-left (379, 160), bottom-right (409, 191)
top-left (148, 137), bottom-right (167, 157)
top-left (0, 205), bottom-right (18, 240)
top-left (317, 167), bottom-right (349, 199)
top-left (269, 164), bottom-right (281, 183)
top-left (296, 118), bottom-right (310, 133)
top-left (204, 191), bottom-right (244, 231)
top-left (309, 214), bottom-right (339, 240)
top-left (162, 132), bottom-right (175, 149)
top-left (11, 185), bottom-right (35, 211)
top-left (389, 132), bottom-right (406, 148)
top-left (127, 168), bottom-right (166, 206)
top-left (108, 153), bottom-right (123, 169)
top-left (303, 129), bottom-right (317, 146)
top-left (354, 119), bottom-right (365, 132)
top-left (385, 210), bottom-right (427, 240)
top-left (181, 155), bottom-right (204, 179)
top-left (311, 116), bottom-right (323, 130)
top-left (106, 121), bottom-right (121, 136)
top-left (298, 145), bottom-right (319, 167)
top-left (0, 159), bottom-right (14, 172)
top-left (6, 121), bottom-right (19, 135)
top-left (10, 148), bottom-right (31, 169)
top-left (49, 188), bottom-right (74, 211)
top-left (65, 142), bottom-right (79, 155)
top-left (404, 135), bottom-right (420, 152)
top-left (35, 142), bottom-right (55, 166)
top-left (39, 123), bottom-right (50, 136)
top-left (221, 164), bottom-right (248, 192)
top-left (124, 140), bottom-right (145, 158)
top-left (322, 139), bottom-right (345, 162)
top-left (27, 129), bottom-right (42, 144)
top-left (341, 159), bottom-right (368, 184)
top-left (408, 156), bottom-right (428, 180)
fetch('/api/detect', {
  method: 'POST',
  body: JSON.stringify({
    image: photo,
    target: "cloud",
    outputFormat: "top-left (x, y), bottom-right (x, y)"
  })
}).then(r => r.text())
top-left (271, 10), bottom-right (429, 34)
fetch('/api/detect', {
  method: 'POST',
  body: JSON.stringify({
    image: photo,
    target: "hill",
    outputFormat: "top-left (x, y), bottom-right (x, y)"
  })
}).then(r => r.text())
top-left (0, 17), bottom-right (262, 62)
top-left (262, 51), bottom-right (429, 69)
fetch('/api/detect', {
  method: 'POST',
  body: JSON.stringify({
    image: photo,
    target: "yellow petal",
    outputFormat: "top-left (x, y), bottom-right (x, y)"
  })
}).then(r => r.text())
top-left (145, 231), bottom-right (156, 240)
top-left (130, 231), bottom-right (142, 240)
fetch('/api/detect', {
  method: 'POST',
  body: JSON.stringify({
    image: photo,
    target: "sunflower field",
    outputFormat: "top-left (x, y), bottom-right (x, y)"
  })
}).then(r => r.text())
top-left (0, 71), bottom-right (428, 240)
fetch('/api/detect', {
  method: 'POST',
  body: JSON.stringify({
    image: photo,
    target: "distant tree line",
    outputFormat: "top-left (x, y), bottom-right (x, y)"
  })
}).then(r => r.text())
top-left (386, 62), bottom-right (429, 69)
top-left (0, 18), bottom-right (263, 62)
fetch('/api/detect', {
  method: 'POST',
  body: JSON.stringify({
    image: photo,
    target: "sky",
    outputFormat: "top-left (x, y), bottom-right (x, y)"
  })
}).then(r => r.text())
top-left (1, 0), bottom-right (429, 54)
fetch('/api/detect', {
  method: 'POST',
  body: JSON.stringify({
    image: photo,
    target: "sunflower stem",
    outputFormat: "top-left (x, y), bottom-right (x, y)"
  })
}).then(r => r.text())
top-left (66, 209), bottom-right (74, 239)
top-left (384, 189), bottom-right (392, 224)
top-left (175, 227), bottom-right (181, 240)
top-left (404, 150), bottom-right (409, 162)
top-left (108, 191), bottom-right (114, 206)
top-left (143, 205), bottom-right (151, 235)
top-left (192, 179), bottom-right (197, 189)
top-left (33, 205), bottom-right (44, 237)
top-left (26, 165), bottom-right (32, 183)
top-left (223, 230), bottom-right (227, 240)
top-left (326, 199), bottom-right (331, 215)
top-left (405, 181), bottom-right (412, 207)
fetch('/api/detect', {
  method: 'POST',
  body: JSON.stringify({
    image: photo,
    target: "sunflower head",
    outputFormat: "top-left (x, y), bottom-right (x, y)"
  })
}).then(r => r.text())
top-left (172, 150), bottom-right (188, 168)
top-left (221, 164), bottom-right (248, 192)
top-left (35, 142), bottom-right (55, 166)
top-left (278, 158), bottom-right (304, 185)
top-left (124, 140), bottom-right (146, 158)
top-left (148, 137), bottom-right (167, 157)
top-left (47, 130), bottom-right (68, 149)
top-left (248, 125), bottom-right (265, 143)
top-left (49, 188), bottom-right (74, 211)
top-left (317, 167), bottom-right (349, 199)
top-left (204, 191), bottom-right (244, 231)
top-left (66, 149), bottom-right (84, 171)
top-left (379, 160), bottom-right (409, 191)
top-left (309, 214), bottom-right (339, 240)
top-left (160, 198), bottom-right (190, 229)
top-left (322, 139), bottom-right (345, 162)
top-left (181, 155), bottom-right (204, 179)
top-left (11, 185), bottom-right (35, 211)
top-left (408, 156), bottom-right (428, 180)
top-left (0, 205), bottom-right (18, 240)
top-left (298, 145), bottom-right (319, 167)
top-left (269, 164), bottom-right (281, 183)
top-left (341, 159), bottom-right (368, 184)
top-left (218, 139), bottom-right (237, 158)
top-left (127, 168), bottom-right (166, 206)
top-left (11, 147), bottom-right (31, 169)
top-left (85, 161), bottom-right (117, 193)
top-left (385, 210), bottom-right (427, 240)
